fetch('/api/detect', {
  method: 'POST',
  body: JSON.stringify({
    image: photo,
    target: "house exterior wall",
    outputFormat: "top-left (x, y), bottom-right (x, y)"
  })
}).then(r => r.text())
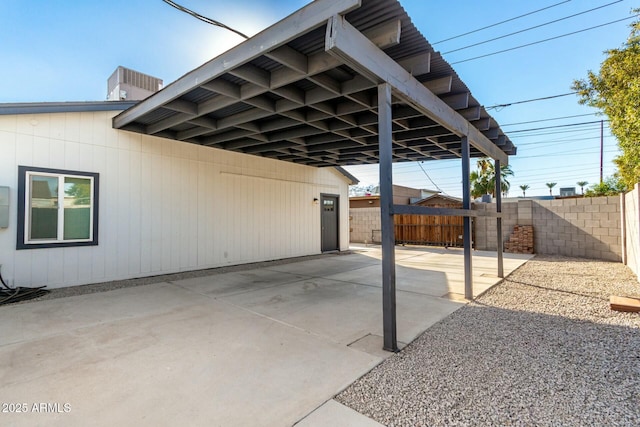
top-left (391, 185), bottom-right (421, 205)
top-left (0, 111), bottom-right (350, 289)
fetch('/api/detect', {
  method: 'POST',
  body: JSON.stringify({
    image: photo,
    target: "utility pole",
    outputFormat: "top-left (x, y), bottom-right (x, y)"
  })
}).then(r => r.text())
top-left (600, 120), bottom-right (604, 184)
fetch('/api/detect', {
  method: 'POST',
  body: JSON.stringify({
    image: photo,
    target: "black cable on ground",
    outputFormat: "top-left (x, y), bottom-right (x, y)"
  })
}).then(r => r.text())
top-left (0, 267), bottom-right (49, 305)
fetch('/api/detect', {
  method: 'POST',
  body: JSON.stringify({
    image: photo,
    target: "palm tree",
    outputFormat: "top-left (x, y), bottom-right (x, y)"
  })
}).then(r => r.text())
top-left (577, 181), bottom-right (588, 195)
top-left (519, 184), bottom-right (530, 197)
top-left (469, 158), bottom-right (514, 199)
top-left (546, 182), bottom-right (557, 196)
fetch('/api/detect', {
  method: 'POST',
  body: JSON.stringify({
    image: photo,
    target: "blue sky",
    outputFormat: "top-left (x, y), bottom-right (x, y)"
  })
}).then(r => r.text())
top-left (1, 0), bottom-right (636, 196)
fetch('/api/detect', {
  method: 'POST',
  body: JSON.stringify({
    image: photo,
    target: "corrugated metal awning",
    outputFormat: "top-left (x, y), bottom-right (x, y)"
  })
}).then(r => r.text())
top-left (113, 0), bottom-right (515, 167)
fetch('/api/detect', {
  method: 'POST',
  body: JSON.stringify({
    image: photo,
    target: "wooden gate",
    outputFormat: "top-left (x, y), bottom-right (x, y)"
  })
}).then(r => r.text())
top-left (394, 213), bottom-right (465, 247)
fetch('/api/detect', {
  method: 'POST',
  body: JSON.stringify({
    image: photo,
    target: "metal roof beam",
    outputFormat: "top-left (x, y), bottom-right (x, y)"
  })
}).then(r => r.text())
top-left (272, 86), bottom-right (305, 105)
top-left (146, 112), bottom-right (194, 135)
top-left (229, 64), bottom-right (271, 88)
top-left (325, 14), bottom-right (508, 164)
top-left (473, 118), bottom-right (491, 131)
top-left (362, 19), bottom-right (401, 49)
top-left (267, 126), bottom-right (326, 142)
top-left (258, 117), bottom-right (301, 133)
top-left (224, 136), bottom-right (274, 150)
top-left (390, 127), bottom-right (452, 142)
top-left (164, 99), bottom-right (198, 115)
top-left (440, 92), bottom-right (469, 110)
top-left (243, 96), bottom-right (276, 113)
top-left (397, 52), bottom-right (431, 76)
top-left (422, 76), bottom-right (452, 95)
top-left (201, 80), bottom-right (241, 98)
top-left (201, 129), bottom-right (262, 145)
top-left (308, 73), bottom-right (342, 95)
top-left (483, 127), bottom-right (499, 140)
top-left (242, 141), bottom-right (303, 153)
top-left (458, 105), bottom-right (481, 121)
top-left (177, 117), bottom-right (219, 140)
top-left (265, 45), bottom-right (308, 74)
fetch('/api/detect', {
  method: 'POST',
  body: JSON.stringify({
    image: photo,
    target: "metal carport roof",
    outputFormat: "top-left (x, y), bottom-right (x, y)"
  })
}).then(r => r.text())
top-left (113, 0), bottom-right (515, 167)
top-left (113, 0), bottom-right (515, 352)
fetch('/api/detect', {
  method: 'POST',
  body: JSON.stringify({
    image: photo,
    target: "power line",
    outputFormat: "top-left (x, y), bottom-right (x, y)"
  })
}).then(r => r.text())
top-left (432, 0), bottom-right (572, 45)
top-left (162, 0), bottom-right (249, 39)
top-left (516, 135), bottom-right (614, 147)
top-left (443, 1), bottom-right (622, 55)
top-left (486, 92), bottom-right (578, 110)
top-left (417, 161), bottom-right (448, 195)
top-left (451, 15), bottom-right (637, 65)
top-left (346, 133), bottom-right (615, 178)
top-left (507, 119), bottom-right (610, 134)
top-left (409, 159), bottom-right (619, 187)
top-left (511, 127), bottom-right (609, 138)
top-left (501, 113), bottom-right (598, 126)
top-left (515, 148), bottom-right (618, 159)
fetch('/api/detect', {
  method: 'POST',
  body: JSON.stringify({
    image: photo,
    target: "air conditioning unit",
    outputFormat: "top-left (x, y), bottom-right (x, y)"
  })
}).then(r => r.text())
top-left (107, 66), bottom-right (163, 101)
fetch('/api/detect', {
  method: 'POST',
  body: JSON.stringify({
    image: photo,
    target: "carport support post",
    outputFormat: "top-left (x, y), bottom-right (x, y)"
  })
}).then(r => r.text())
top-left (462, 136), bottom-right (473, 299)
top-left (378, 83), bottom-right (398, 352)
top-left (495, 159), bottom-right (504, 278)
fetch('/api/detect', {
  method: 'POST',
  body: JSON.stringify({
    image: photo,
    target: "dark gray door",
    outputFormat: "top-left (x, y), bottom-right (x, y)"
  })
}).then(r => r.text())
top-left (321, 194), bottom-right (339, 252)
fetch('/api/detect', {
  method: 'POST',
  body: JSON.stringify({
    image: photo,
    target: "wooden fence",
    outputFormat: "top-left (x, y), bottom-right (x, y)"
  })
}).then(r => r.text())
top-left (394, 214), bottom-right (465, 247)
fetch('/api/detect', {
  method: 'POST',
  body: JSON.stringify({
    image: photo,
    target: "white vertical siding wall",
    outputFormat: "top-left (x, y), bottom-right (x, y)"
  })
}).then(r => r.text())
top-left (624, 184), bottom-right (640, 279)
top-left (0, 111), bottom-right (350, 289)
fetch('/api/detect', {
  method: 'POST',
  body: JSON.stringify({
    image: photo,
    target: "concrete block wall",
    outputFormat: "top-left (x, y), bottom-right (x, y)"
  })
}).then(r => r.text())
top-left (473, 202), bottom-right (519, 251)
top-left (624, 184), bottom-right (640, 278)
top-left (349, 207), bottom-right (381, 243)
top-left (474, 197), bottom-right (623, 262)
top-left (532, 197), bottom-right (621, 261)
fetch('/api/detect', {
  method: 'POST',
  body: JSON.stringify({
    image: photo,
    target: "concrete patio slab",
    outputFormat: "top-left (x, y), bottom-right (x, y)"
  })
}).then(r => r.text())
top-left (220, 276), bottom-right (463, 346)
top-left (296, 400), bottom-right (384, 426)
top-left (1, 294), bottom-right (379, 427)
top-left (171, 268), bottom-right (308, 297)
top-left (0, 246), bottom-right (532, 426)
top-left (262, 256), bottom-right (377, 278)
top-left (326, 247), bottom-right (532, 299)
top-left (0, 282), bottom-right (205, 346)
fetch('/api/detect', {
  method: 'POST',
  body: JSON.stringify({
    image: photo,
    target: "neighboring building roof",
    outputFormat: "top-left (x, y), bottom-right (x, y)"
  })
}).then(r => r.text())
top-left (412, 193), bottom-right (462, 205)
top-left (112, 0), bottom-right (515, 168)
top-left (393, 184), bottom-right (438, 194)
top-left (335, 166), bottom-right (359, 185)
top-left (350, 195), bottom-right (380, 200)
top-left (0, 101), bottom-right (138, 115)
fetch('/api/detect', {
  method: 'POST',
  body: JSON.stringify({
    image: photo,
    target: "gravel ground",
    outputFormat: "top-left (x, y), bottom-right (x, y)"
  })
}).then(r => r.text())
top-left (337, 255), bottom-right (640, 426)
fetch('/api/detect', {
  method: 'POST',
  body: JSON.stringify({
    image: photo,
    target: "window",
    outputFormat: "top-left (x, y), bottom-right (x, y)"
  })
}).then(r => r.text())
top-left (17, 166), bottom-right (99, 249)
top-left (323, 199), bottom-right (335, 212)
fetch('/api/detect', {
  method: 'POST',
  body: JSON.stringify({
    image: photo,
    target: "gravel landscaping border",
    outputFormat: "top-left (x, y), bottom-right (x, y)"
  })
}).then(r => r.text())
top-left (337, 255), bottom-right (640, 426)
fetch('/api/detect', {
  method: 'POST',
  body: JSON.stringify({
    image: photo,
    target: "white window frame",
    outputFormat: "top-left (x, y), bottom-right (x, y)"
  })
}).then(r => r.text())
top-left (17, 166), bottom-right (99, 249)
